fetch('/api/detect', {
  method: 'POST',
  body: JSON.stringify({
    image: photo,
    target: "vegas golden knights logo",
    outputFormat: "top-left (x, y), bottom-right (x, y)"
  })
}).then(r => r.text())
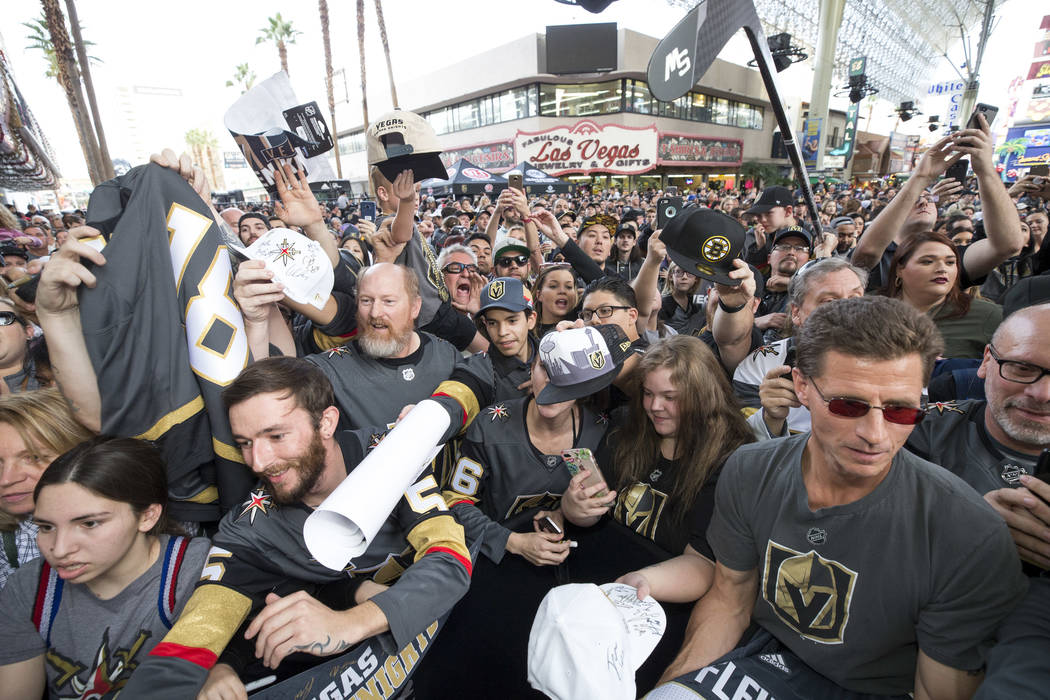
top-left (614, 483), bottom-right (667, 541)
top-left (588, 351), bottom-right (606, 370)
top-left (762, 541), bottom-right (857, 644)
top-left (505, 492), bottom-right (561, 520)
top-left (489, 280), bottom-right (505, 300)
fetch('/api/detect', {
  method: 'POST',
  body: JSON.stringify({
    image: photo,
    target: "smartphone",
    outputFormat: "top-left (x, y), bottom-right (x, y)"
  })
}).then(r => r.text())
top-left (1035, 449), bottom-right (1050, 484)
top-left (538, 515), bottom-right (563, 535)
top-left (508, 173), bottom-right (524, 192)
top-left (656, 196), bottom-right (683, 229)
top-left (944, 158), bottom-right (969, 184)
top-left (1031, 164), bottom-right (1049, 186)
top-left (780, 344), bottom-right (797, 379)
top-left (967, 103), bottom-right (998, 130)
top-left (665, 186), bottom-right (679, 196)
top-left (359, 200), bottom-right (377, 222)
top-left (562, 448), bottom-right (608, 499)
top-left (7, 274), bottom-right (39, 304)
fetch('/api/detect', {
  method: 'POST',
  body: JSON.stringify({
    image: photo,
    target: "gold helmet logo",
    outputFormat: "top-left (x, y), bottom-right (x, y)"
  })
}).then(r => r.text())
top-left (488, 280), bottom-right (505, 300)
top-left (762, 541), bottom-right (857, 644)
top-left (588, 351), bottom-right (606, 370)
top-left (701, 235), bottom-right (731, 262)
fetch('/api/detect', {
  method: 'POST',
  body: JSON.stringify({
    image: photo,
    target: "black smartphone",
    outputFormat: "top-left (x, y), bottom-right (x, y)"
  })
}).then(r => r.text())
top-left (780, 345), bottom-right (797, 379)
top-left (1035, 449), bottom-right (1050, 484)
top-left (359, 200), bottom-right (377, 222)
top-left (7, 274), bottom-right (39, 304)
top-left (945, 158), bottom-right (969, 184)
top-left (967, 103), bottom-right (998, 130)
top-left (656, 196), bottom-right (683, 229)
top-left (666, 186), bottom-right (679, 196)
top-left (538, 515), bottom-right (563, 535)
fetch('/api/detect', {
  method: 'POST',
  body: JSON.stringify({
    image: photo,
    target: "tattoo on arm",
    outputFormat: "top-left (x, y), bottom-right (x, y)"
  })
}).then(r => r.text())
top-left (290, 635), bottom-right (353, 656)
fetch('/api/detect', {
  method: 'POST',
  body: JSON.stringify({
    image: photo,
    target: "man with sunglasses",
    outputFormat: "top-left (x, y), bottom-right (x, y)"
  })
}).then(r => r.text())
top-left (659, 296), bottom-right (1025, 700)
top-left (492, 239), bottom-right (532, 284)
top-left (437, 245), bottom-right (483, 316)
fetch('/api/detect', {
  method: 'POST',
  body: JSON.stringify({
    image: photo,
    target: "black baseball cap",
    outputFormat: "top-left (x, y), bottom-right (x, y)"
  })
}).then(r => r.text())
top-left (771, 225), bottom-right (813, 248)
top-left (536, 325), bottom-right (634, 405)
top-left (745, 186), bottom-right (793, 214)
top-left (478, 277), bottom-right (533, 315)
top-left (661, 208), bottom-right (746, 286)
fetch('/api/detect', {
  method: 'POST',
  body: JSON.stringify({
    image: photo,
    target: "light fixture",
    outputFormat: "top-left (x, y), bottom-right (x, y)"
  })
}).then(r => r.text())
top-left (896, 101), bottom-right (921, 122)
top-left (747, 32), bottom-right (808, 72)
top-left (927, 115), bottom-right (941, 132)
top-left (835, 73), bottom-right (878, 104)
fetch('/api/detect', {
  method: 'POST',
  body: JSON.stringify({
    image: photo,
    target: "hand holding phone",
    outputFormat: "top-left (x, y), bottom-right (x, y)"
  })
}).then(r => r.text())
top-left (563, 448), bottom-right (608, 499)
top-left (508, 173), bottom-right (524, 192)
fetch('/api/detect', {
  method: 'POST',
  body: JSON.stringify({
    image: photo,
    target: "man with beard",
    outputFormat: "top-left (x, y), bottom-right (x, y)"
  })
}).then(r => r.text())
top-left (830, 216), bottom-right (858, 257)
top-left (237, 212), bottom-right (270, 247)
top-left (754, 226), bottom-right (811, 342)
top-left (904, 303), bottom-right (1050, 565)
top-left (120, 357), bottom-right (474, 699)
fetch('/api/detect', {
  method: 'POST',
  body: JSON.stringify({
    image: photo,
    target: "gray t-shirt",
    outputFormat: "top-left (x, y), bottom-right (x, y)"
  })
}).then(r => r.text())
top-left (0, 535), bottom-right (209, 698)
top-left (906, 399), bottom-right (1039, 495)
top-left (708, 433), bottom-right (1026, 696)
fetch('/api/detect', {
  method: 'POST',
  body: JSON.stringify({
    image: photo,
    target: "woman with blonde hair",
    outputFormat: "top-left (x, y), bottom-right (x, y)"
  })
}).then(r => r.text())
top-left (0, 389), bottom-right (93, 589)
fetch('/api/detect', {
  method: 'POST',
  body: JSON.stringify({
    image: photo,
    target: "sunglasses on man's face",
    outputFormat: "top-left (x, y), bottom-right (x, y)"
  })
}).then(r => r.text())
top-left (809, 378), bottom-right (925, 425)
top-left (496, 254), bottom-right (529, 268)
top-left (0, 311), bottom-right (23, 327)
top-left (441, 262), bottom-right (478, 275)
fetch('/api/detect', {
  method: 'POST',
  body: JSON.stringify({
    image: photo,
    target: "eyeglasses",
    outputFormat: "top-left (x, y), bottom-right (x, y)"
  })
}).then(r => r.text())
top-left (0, 311), bottom-right (23, 327)
top-left (496, 254), bottom-right (529, 267)
top-left (441, 262), bottom-right (478, 275)
top-left (809, 378), bottom-right (925, 425)
top-left (772, 244), bottom-right (810, 254)
top-left (579, 305), bottom-right (631, 322)
top-left (988, 346), bottom-right (1050, 384)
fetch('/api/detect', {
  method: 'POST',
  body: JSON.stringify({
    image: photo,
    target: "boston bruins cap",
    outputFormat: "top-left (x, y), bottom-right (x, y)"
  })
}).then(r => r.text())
top-left (366, 109), bottom-right (449, 184)
top-left (661, 208), bottom-right (746, 286)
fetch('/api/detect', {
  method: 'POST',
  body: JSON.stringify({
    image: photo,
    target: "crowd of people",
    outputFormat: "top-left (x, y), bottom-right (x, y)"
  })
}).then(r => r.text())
top-left (0, 105), bottom-right (1046, 700)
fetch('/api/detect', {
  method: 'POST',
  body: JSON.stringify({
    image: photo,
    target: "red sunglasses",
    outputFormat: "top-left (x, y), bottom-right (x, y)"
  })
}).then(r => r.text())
top-left (809, 378), bottom-right (925, 425)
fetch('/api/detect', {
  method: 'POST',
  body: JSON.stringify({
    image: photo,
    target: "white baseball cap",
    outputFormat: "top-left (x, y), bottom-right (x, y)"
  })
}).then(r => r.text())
top-left (366, 109), bottom-right (448, 184)
top-left (528, 583), bottom-right (666, 700)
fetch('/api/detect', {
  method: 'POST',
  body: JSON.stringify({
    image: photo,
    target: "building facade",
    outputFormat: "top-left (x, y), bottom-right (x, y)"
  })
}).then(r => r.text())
top-left (333, 28), bottom-right (798, 193)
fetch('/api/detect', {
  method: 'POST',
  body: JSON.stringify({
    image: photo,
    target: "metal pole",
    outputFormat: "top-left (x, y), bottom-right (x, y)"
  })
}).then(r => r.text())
top-left (958, 0), bottom-right (996, 126)
top-left (809, 0), bottom-right (846, 172)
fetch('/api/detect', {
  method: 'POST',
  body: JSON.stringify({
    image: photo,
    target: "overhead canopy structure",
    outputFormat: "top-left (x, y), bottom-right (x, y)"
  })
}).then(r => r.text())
top-left (667, 0), bottom-right (1006, 106)
top-left (419, 158), bottom-right (507, 197)
top-left (0, 50), bottom-right (60, 191)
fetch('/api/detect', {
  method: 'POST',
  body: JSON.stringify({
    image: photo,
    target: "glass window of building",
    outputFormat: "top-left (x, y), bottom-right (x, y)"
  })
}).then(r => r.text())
top-left (540, 81), bottom-right (621, 117)
top-left (712, 97), bottom-right (729, 125)
top-left (690, 93), bottom-right (710, 122)
top-left (628, 80), bottom-right (653, 114)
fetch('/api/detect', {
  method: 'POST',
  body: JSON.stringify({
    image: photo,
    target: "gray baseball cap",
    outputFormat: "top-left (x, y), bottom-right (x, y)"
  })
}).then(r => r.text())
top-left (536, 325), bottom-right (635, 405)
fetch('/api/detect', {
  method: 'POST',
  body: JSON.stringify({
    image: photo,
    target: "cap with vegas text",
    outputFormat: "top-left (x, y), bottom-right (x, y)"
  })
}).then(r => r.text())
top-left (366, 110), bottom-right (448, 184)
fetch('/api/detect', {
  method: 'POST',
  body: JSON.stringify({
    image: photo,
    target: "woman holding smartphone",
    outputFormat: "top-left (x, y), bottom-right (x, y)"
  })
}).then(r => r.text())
top-left (0, 436), bottom-right (209, 699)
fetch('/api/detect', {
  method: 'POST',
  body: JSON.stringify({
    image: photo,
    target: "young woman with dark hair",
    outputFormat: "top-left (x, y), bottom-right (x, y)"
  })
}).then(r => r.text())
top-left (884, 230), bottom-right (1002, 358)
top-left (0, 436), bottom-right (209, 699)
top-left (531, 264), bottom-right (579, 338)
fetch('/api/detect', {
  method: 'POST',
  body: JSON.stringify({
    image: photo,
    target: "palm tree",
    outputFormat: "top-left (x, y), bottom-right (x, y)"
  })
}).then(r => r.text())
top-left (185, 128), bottom-right (225, 192)
top-left (64, 0), bottom-right (113, 180)
top-left (38, 0), bottom-right (105, 184)
top-left (373, 0), bottom-right (398, 108)
top-left (319, 0), bottom-right (342, 177)
top-left (225, 63), bottom-right (257, 93)
top-left (256, 13), bottom-right (301, 76)
top-left (739, 161), bottom-right (781, 190)
top-left (995, 138), bottom-right (1028, 168)
top-left (356, 0), bottom-right (369, 127)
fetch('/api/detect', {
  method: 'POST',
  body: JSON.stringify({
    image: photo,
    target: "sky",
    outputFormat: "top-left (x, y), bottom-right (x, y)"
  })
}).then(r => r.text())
top-left (0, 0), bottom-right (1044, 187)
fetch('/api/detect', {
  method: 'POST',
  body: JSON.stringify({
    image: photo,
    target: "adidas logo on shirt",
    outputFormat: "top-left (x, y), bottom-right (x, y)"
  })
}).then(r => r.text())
top-left (757, 653), bottom-right (790, 674)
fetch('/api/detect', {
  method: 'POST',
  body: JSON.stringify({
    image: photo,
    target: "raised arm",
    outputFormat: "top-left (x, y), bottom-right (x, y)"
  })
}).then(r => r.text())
top-left (272, 162), bottom-right (340, 268)
top-left (659, 562), bottom-right (758, 684)
top-left (711, 259), bottom-right (758, 374)
top-left (954, 113), bottom-right (1025, 278)
top-left (389, 169), bottom-right (418, 247)
top-left (851, 135), bottom-right (961, 270)
top-left (35, 227), bottom-right (105, 432)
top-left (631, 228), bottom-right (665, 323)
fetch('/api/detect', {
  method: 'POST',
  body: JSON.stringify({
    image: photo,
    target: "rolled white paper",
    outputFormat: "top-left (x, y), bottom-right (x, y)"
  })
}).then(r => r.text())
top-left (303, 399), bottom-right (451, 570)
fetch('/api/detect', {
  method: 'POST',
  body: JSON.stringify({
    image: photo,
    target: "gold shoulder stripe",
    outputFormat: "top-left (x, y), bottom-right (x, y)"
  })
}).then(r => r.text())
top-left (183, 486), bottom-right (219, 504)
top-left (433, 380), bottom-right (480, 428)
top-left (407, 513), bottom-right (470, 567)
top-left (312, 328), bottom-right (351, 352)
top-left (741, 406), bottom-right (760, 418)
top-left (160, 583), bottom-right (252, 657)
top-left (212, 438), bottom-right (245, 464)
top-left (135, 396), bottom-right (205, 441)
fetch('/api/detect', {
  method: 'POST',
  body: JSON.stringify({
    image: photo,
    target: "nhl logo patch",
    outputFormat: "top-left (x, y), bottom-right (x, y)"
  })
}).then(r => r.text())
top-left (588, 351), bottom-right (606, 370)
top-left (402, 367), bottom-right (415, 381)
top-left (489, 280), bottom-right (505, 300)
top-left (701, 235), bottom-right (730, 262)
top-left (1000, 462), bottom-right (1025, 485)
top-left (806, 527), bottom-right (827, 545)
